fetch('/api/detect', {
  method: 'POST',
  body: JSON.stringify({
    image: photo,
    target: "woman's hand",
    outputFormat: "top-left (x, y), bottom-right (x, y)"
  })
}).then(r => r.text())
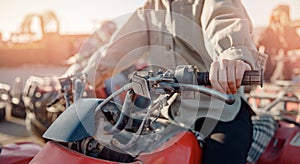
top-left (209, 59), bottom-right (251, 94)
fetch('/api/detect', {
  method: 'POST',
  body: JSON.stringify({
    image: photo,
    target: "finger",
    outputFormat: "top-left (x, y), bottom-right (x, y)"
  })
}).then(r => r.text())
top-left (219, 59), bottom-right (231, 94)
top-left (219, 67), bottom-right (230, 94)
top-left (235, 62), bottom-right (244, 88)
top-left (235, 61), bottom-right (251, 88)
top-left (209, 62), bottom-right (224, 92)
top-left (227, 64), bottom-right (237, 94)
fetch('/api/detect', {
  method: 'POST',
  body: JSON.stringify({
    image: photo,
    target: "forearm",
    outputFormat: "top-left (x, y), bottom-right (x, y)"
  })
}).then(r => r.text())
top-left (201, 0), bottom-right (266, 70)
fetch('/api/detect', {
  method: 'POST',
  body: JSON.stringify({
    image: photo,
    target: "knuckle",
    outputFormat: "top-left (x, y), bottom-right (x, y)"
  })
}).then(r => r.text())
top-left (221, 59), bottom-right (229, 66)
top-left (236, 60), bottom-right (246, 68)
top-left (228, 81), bottom-right (236, 87)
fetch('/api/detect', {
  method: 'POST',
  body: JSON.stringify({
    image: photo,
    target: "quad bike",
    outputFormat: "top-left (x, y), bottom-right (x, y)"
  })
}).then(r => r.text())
top-left (23, 73), bottom-right (96, 138)
top-left (23, 75), bottom-right (62, 138)
top-left (23, 66), bottom-right (135, 139)
top-left (2, 65), bottom-right (299, 164)
top-left (0, 82), bottom-right (11, 121)
top-left (28, 65), bottom-right (300, 164)
top-left (0, 74), bottom-right (92, 164)
top-left (10, 77), bottom-right (27, 119)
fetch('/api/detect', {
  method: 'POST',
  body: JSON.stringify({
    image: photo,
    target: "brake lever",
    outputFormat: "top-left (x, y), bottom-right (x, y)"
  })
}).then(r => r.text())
top-left (131, 70), bottom-right (236, 104)
top-left (175, 83), bottom-right (235, 105)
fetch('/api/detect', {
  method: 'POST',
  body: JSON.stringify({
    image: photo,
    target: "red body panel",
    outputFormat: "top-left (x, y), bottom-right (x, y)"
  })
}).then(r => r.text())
top-left (258, 121), bottom-right (300, 164)
top-left (137, 132), bottom-right (202, 164)
top-left (30, 131), bottom-right (202, 164)
top-left (0, 142), bottom-right (42, 164)
top-left (4, 122), bottom-right (299, 164)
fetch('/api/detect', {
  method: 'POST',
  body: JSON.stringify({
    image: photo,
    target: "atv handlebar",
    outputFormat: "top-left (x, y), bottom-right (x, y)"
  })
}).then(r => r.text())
top-left (98, 65), bottom-right (263, 137)
top-left (196, 70), bottom-right (263, 87)
top-left (92, 65), bottom-right (264, 151)
top-left (131, 66), bottom-right (263, 103)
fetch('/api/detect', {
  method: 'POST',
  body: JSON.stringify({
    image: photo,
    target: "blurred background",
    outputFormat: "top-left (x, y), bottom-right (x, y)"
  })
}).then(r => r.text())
top-left (0, 0), bottom-right (146, 85)
top-left (0, 0), bottom-right (299, 85)
top-left (0, 0), bottom-right (300, 147)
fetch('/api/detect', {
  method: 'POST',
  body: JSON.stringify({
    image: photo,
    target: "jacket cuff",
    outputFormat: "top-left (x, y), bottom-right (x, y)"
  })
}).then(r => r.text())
top-left (219, 46), bottom-right (268, 70)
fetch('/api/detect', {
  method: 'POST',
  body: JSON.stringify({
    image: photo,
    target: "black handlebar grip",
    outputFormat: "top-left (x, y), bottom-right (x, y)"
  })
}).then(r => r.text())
top-left (196, 70), bottom-right (263, 87)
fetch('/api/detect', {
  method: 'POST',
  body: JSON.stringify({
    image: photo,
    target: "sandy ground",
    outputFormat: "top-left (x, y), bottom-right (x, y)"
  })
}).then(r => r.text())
top-left (0, 64), bottom-right (68, 146)
top-left (0, 115), bottom-right (45, 145)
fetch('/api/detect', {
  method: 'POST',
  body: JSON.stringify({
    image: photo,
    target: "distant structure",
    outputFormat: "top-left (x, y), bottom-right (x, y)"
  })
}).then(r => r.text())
top-left (256, 4), bottom-right (300, 81)
top-left (0, 10), bottom-right (89, 66)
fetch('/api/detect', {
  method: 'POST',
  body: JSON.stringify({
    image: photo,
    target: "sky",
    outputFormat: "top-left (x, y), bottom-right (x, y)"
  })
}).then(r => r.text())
top-left (0, 0), bottom-right (146, 40)
top-left (0, 0), bottom-right (300, 40)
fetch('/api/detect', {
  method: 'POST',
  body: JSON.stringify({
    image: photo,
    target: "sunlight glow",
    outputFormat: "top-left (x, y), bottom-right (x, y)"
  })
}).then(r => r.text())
top-left (0, 0), bottom-right (146, 41)
top-left (0, 0), bottom-right (300, 41)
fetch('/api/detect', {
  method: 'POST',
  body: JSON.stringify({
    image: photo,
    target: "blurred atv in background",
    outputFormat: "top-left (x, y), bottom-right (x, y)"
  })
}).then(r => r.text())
top-left (23, 75), bottom-right (61, 138)
top-left (0, 78), bottom-right (28, 121)
top-left (0, 82), bottom-right (11, 121)
top-left (23, 73), bottom-right (97, 139)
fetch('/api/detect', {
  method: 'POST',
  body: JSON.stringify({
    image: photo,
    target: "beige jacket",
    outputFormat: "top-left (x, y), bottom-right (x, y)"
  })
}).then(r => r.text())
top-left (84, 0), bottom-right (267, 122)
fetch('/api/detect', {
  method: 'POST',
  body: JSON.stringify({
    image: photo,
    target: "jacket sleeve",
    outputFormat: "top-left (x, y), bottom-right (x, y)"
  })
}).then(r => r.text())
top-left (200, 0), bottom-right (267, 70)
top-left (84, 7), bottom-right (150, 87)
